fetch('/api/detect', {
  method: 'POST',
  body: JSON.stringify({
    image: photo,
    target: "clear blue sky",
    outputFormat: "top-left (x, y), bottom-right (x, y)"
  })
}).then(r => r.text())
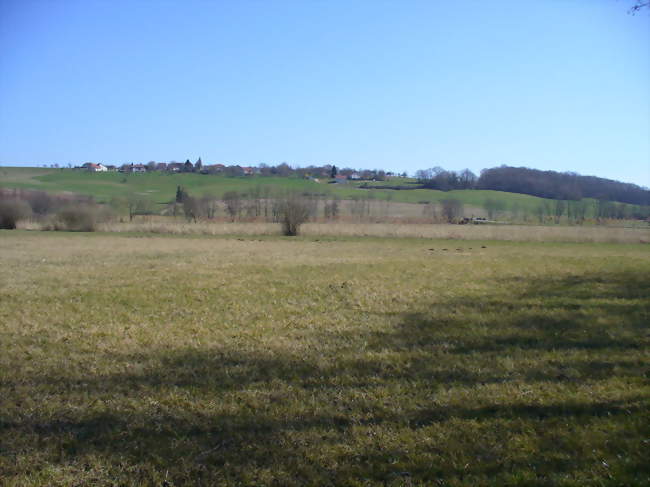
top-left (1, 0), bottom-right (648, 185)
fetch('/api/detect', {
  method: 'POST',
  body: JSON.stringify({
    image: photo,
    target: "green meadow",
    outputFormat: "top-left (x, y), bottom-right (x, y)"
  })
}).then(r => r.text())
top-left (0, 166), bottom-right (550, 212)
top-left (1, 231), bottom-right (648, 486)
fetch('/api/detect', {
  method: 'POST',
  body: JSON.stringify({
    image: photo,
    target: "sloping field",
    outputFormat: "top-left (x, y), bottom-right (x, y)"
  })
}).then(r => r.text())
top-left (0, 166), bottom-right (549, 211)
top-left (1, 231), bottom-right (648, 486)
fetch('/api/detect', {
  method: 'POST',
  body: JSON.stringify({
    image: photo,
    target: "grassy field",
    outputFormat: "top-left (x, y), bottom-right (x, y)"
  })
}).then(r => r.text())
top-left (1, 231), bottom-right (649, 486)
top-left (0, 166), bottom-right (551, 212)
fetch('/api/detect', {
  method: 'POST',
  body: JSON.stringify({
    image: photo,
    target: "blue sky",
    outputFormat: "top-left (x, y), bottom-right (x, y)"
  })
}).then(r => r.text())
top-left (1, 0), bottom-right (648, 185)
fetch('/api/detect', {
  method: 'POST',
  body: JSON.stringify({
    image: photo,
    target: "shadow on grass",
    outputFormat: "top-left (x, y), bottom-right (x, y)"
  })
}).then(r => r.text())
top-left (2, 270), bottom-right (649, 484)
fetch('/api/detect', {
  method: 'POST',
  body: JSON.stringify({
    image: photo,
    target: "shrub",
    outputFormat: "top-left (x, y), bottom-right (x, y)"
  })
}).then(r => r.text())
top-left (183, 196), bottom-right (199, 222)
top-left (53, 205), bottom-right (98, 231)
top-left (0, 199), bottom-right (32, 229)
top-left (26, 191), bottom-right (55, 215)
top-left (276, 195), bottom-right (310, 236)
top-left (440, 199), bottom-right (464, 223)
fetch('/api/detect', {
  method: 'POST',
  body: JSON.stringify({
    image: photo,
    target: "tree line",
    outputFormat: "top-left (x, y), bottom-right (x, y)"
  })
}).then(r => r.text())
top-left (414, 165), bottom-right (650, 206)
top-left (476, 166), bottom-right (650, 205)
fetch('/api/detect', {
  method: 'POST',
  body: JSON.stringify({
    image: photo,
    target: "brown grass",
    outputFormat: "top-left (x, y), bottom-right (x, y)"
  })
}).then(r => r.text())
top-left (19, 220), bottom-right (648, 243)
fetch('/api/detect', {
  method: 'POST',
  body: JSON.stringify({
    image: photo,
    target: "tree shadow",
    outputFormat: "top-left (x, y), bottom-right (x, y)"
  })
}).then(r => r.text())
top-left (370, 269), bottom-right (650, 357)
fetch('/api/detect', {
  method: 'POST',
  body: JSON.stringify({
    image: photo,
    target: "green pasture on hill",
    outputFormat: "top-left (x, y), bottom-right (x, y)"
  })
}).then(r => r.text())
top-left (0, 166), bottom-right (550, 211)
top-left (1, 231), bottom-right (648, 486)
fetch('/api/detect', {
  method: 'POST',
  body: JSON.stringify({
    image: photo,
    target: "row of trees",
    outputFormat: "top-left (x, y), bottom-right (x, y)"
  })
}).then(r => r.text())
top-left (171, 186), bottom-right (343, 225)
top-left (415, 167), bottom-right (478, 190)
top-left (171, 187), bottom-right (474, 225)
top-left (172, 187), bottom-right (319, 235)
top-left (477, 166), bottom-right (650, 205)
top-left (414, 165), bottom-right (650, 207)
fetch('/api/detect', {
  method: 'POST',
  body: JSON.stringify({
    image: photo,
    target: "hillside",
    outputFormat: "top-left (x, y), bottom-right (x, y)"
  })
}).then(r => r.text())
top-left (0, 167), bottom-right (557, 213)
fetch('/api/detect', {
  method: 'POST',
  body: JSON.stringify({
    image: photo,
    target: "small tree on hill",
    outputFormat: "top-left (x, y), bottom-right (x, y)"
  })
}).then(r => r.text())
top-left (195, 157), bottom-right (203, 173)
top-left (330, 165), bottom-right (337, 178)
top-left (183, 159), bottom-right (194, 173)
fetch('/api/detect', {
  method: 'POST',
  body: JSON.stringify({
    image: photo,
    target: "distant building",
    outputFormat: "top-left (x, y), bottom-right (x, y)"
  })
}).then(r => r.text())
top-left (334, 175), bottom-right (348, 184)
top-left (82, 162), bottom-right (107, 172)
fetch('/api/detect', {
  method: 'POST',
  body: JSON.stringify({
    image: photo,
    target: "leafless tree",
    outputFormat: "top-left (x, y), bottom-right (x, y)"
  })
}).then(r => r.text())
top-left (200, 193), bottom-right (219, 219)
top-left (484, 198), bottom-right (506, 220)
top-left (276, 193), bottom-right (311, 236)
top-left (127, 194), bottom-right (151, 221)
top-left (440, 199), bottom-right (463, 223)
top-left (422, 202), bottom-right (438, 222)
top-left (324, 197), bottom-right (340, 219)
top-left (630, 1), bottom-right (649, 14)
top-left (223, 191), bottom-right (242, 221)
top-left (554, 200), bottom-right (566, 224)
top-left (183, 197), bottom-right (199, 222)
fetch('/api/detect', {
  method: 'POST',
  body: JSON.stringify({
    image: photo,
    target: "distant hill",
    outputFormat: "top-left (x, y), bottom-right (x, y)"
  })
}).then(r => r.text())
top-left (1, 166), bottom-right (648, 222)
top-left (477, 166), bottom-right (650, 205)
top-left (0, 166), bottom-right (557, 211)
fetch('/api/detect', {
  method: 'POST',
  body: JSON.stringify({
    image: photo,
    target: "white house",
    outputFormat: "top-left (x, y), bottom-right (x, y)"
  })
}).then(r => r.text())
top-left (83, 163), bottom-right (107, 172)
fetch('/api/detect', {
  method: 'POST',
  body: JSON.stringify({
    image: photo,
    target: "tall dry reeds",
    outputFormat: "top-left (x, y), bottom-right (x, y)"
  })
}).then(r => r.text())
top-left (80, 221), bottom-right (650, 243)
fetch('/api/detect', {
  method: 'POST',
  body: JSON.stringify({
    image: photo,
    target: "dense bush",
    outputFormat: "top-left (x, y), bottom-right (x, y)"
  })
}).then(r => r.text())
top-left (277, 195), bottom-right (310, 236)
top-left (53, 205), bottom-right (98, 231)
top-left (0, 199), bottom-right (32, 229)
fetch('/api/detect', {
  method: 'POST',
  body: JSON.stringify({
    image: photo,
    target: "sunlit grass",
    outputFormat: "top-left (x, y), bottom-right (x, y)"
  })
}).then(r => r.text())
top-left (1, 231), bottom-right (648, 485)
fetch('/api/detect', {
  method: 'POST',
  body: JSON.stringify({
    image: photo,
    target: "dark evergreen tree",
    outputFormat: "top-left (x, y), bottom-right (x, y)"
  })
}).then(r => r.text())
top-left (183, 159), bottom-right (194, 173)
top-left (176, 185), bottom-right (188, 203)
top-left (330, 165), bottom-right (337, 178)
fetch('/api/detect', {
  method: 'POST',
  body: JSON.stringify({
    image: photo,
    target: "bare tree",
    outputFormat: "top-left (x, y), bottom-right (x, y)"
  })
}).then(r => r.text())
top-left (183, 197), bottom-right (199, 222)
top-left (276, 193), bottom-right (311, 236)
top-left (382, 193), bottom-right (393, 220)
top-left (554, 200), bottom-right (566, 224)
top-left (630, 1), bottom-right (649, 14)
top-left (422, 202), bottom-right (438, 222)
top-left (324, 197), bottom-right (340, 220)
top-left (200, 193), bottom-right (219, 219)
top-left (127, 194), bottom-right (151, 221)
top-left (440, 199), bottom-right (463, 223)
top-left (484, 198), bottom-right (506, 220)
top-left (223, 191), bottom-right (242, 221)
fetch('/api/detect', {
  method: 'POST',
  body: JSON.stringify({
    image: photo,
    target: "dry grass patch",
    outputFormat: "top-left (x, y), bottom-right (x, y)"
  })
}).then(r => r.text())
top-left (21, 220), bottom-right (650, 243)
top-left (1, 231), bottom-right (649, 486)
